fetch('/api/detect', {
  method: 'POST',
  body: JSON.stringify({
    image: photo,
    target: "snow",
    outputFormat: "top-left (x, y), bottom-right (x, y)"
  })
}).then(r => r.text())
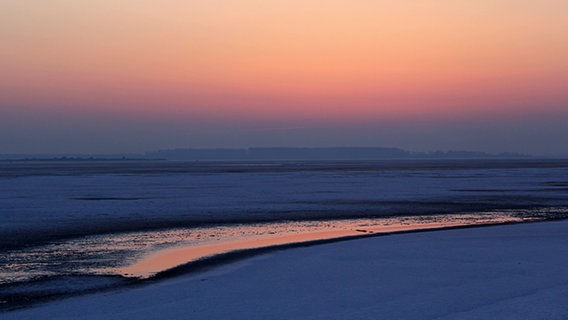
top-left (4, 220), bottom-right (568, 319)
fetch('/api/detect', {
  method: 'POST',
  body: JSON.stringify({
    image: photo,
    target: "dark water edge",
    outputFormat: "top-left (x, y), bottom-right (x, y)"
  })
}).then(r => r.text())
top-left (0, 202), bottom-right (560, 251)
top-left (2, 210), bottom-right (568, 313)
top-left (3, 201), bottom-right (568, 252)
top-left (0, 275), bottom-right (135, 312)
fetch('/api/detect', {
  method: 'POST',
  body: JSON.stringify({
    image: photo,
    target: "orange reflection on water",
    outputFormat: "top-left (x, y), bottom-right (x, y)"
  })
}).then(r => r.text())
top-left (119, 230), bottom-right (356, 278)
top-left (116, 214), bottom-right (524, 279)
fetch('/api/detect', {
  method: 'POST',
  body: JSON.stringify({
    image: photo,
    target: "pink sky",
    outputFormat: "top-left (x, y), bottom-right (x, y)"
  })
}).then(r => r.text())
top-left (1, 1), bottom-right (567, 154)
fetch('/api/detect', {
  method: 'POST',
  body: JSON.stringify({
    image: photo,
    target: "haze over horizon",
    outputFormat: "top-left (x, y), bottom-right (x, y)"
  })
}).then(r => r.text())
top-left (1, 1), bottom-right (567, 156)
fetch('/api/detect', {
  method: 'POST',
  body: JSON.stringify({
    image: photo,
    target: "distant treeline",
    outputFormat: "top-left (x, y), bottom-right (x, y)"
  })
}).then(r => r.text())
top-left (144, 147), bottom-right (530, 161)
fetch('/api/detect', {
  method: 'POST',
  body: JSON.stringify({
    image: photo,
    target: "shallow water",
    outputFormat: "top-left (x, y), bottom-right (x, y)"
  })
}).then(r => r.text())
top-left (0, 211), bottom-right (532, 284)
top-left (115, 212), bottom-right (537, 279)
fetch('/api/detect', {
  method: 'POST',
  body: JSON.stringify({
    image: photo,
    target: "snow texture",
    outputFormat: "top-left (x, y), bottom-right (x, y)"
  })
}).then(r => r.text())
top-left (4, 220), bottom-right (568, 320)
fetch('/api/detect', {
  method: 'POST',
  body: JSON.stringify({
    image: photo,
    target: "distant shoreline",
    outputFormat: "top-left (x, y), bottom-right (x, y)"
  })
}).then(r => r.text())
top-left (0, 158), bottom-right (165, 162)
top-left (0, 146), bottom-right (539, 162)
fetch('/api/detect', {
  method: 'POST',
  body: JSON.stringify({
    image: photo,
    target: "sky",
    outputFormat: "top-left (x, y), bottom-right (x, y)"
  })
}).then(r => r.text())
top-left (1, 1), bottom-right (567, 155)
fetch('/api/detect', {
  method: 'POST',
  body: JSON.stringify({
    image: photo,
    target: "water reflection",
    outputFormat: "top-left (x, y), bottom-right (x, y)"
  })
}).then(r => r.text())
top-left (1, 210), bottom-right (557, 286)
top-left (114, 212), bottom-right (531, 278)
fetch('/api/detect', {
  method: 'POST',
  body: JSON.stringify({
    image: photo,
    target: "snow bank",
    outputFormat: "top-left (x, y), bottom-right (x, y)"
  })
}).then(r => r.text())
top-left (4, 220), bottom-right (568, 319)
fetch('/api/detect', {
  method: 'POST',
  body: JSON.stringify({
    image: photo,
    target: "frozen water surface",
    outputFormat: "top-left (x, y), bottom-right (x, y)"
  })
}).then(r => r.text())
top-left (1, 159), bottom-right (568, 310)
top-left (2, 160), bottom-right (568, 248)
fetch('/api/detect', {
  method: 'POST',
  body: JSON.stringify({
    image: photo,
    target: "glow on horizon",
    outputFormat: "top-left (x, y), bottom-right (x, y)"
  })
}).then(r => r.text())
top-left (1, 1), bottom-right (568, 154)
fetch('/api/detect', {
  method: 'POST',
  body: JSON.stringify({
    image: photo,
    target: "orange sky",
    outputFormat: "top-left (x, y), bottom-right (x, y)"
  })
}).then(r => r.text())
top-left (1, 1), bottom-right (567, 153)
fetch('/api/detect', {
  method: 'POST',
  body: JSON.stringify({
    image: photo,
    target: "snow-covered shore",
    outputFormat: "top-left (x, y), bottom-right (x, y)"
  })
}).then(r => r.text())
top-left (5, 220), bottom-right (568, 320)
